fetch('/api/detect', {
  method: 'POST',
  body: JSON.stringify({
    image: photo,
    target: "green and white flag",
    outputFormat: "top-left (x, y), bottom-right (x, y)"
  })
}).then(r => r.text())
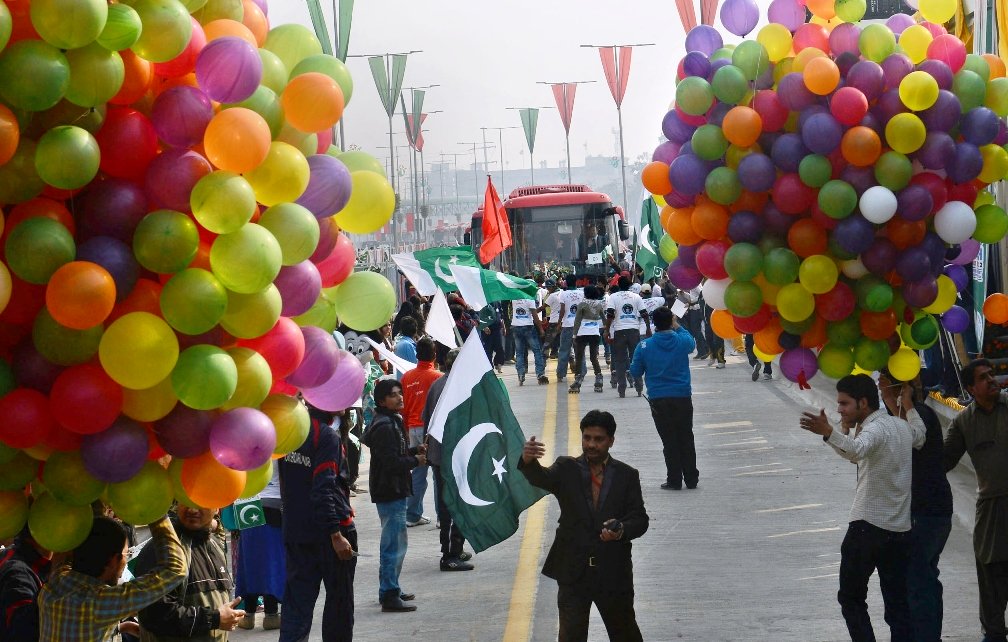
top-left (220, 498), bottom-right (264, 531)
top-left (391, 246), bottom-right (482, 296)
top-left (635, 196), bottom-right (667, 280)
top-left (427, 332), bottom-right (547, 553)
top-left (448, 264), bottom-right (538, 310)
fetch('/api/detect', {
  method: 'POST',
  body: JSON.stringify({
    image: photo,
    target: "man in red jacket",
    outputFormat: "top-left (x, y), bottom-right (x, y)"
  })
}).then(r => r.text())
top-left (400, 337), bottom-right (443, 527)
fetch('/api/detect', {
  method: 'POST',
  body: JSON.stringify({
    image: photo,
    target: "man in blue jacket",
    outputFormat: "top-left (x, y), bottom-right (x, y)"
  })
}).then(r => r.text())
top-left (629, 305), bottom-right (698, 490)
top-left (278, 403), bottom-right (356, 641)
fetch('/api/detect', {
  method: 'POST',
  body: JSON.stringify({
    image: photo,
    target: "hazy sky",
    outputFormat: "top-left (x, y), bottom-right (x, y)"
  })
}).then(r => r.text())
top-left (270, 0), bottom-right (775, 175)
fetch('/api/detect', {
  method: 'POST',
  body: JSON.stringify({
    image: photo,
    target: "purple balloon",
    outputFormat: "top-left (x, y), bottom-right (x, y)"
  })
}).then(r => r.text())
top-left (797, 104), bottom-right (829, 130)
top-left (662, 109), bottom-right (697, 144)
top-left (917, 60), bottom-right (954, 90)
top-left (209, 408), bottom-right (276, 471)
top-left (707, 101), bottom-right (732, 127)
top-left (727, 210), bottom-right (764, 243)
top-left (916, 132), bottom-right (955, 171)
top-left (902, 277), bottom-right (939, 308)
top-left (249, 0), bottom-right (267, 15)
top-left (652, 140), bottom-right (680, 164)
top-left (153, 405), bottom-right (213, 458)
top-left (886, 13), bottom-right (916, 35)
top-left (79, 179), bottom-right (148, 243)
top-left (77, 237), bottom-right (139, 302)
top-left (947, 142), bottom-right (983, 184)
top-left (195, 37), bottom-right (262, 103)
top-left (896, 184), bottom-right (934, 221)
top-left (763, 203), bottom-right (795, 236)
top-left (754, 65), bottom-right (775, 90)
top-left (150, 86), bottom-right (214, 148)
top-left (309, 216), bottom-right (340, 263)
top-left (682, 51), bottom-right (712, 78)
top-left (685, 25), bottom-right (723, 55)
top-left (664, 190), bottom-right (694, 208)
top-left (861, 238), bottom-right (899, 275)
top-left (275, 261), bottom-right (322, 317)
top-left (832, 216), bottom-right (874, 254)
top-left (300, 349), bottom-right (367, 412)
top-left (896, 246), bottom-right (932, 281)
top-left (943, 263), bottom-right (969, 291)
top-left (81, 418), bottom-right (149, 483)
top-left (960, 107), bottom-right (1000, 146)
top-left (859, 111), bottom-right (884, 138)
top-left (802, 113), bottom-right (842, 154)
top-left (881, 53), bottom-right (913, 90)
top-left (667, 260), bottom-right (702, 289)
top-left (295, 155), bottom-right (353, 219)
top-left (920, 232), bottom-right (948, 276)
top-left (777, 73), bottom-right (817, 111)
top-left (767, 0), bottom-right (805, 31)
top-left (677, 243), bottom-right (699, 269)
top-left (920, 90), bottom-right (961, 131)
top-left (874, 88), bottom-right (908, 124)
top-left (830, 23), bottom-right (862, 56)
top-left (669, 153), bottom-right (709, 196)
top-left (145, 148), bottom-right (212, 212)
top-left (949, 239), bottom-right (981, 265)
top-left (720, 0), bottom-right (759, 36)
top-left (847, 61), bottom-right (885, 102)
top-left (941, 305), bottom-right (970, 333)
top-left (835, 51), bottom-right (860, 77)
top-left (771, 133), bottom-right (808, 172)
top-left (11, 341), bottom-right (62, 394)
top-left (287, 326), bottom-right (341, 389)
top-left (779, 347), bottom-right (819, 383)
top-left (710, 58), bottom-right (732, 76)
top-left (840, 165), bottom-right (877, 196)
top-left (737, 153), bottom-right (776, 192)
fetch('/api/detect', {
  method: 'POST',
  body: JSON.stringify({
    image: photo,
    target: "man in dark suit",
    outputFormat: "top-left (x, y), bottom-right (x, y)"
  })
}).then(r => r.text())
top-left (518, 410), bottom-right (649, 641)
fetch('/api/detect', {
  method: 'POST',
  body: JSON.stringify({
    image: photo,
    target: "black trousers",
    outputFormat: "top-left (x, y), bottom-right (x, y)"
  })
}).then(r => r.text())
top-left (977, 558), bottom-right (1008, 640)
top-left (432, 465), bottom-right (465, 558)
top-left (683, 307), bottom-right (708, 356)
top-left (557, 582), bottom-right (642, 642)
top-left (611, 329), bottom-right (641, 394)
top-left (744, 334), bottom-right (772, 373)
top-left (279, 532), bottom-right (357, 642)
top-left (838, 520), bottom-right (912, 642)
top-left (572, 335), bottom-right (602, 384)
top-left (647, 396), bottom-right (697, 488)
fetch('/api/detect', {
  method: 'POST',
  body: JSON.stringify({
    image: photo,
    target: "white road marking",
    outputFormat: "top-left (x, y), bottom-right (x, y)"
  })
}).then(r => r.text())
top-left (731, 462), bottom-right (783, 470)
top-left (703, 429), bottom-right (759, 435)
top-left (713, 439), bottom-right (768, 447)
top-left (734, 468), bottom-right (792, 476)
top-left (798, 573), bottom-right (840, 581)
top-left (768, 527), bottom-right (842, 538)
top-left (701, 420), bottom-right (753, 428)
top-left (755, 503), bottom-right (823, 513)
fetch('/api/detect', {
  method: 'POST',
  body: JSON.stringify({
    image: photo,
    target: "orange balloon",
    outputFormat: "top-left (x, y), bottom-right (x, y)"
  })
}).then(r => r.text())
top-left (659, 205), bottom-right (675, 232)
top-left (754, 274), bottom-right (782, 306)
top-left (710, 309), bottom-right (740, 339)
top-left (886, 218), bottom-right (927, 250)
top-left (754, 317), bottom-right (785, 354)
top-left (202, 19), bottom-right (258, 46)
top-left (181, 452), bottom-right (247, 509)
top-left (807, 0), bottom-right (837, 19)
top-left (800, 314), bottom-right (828, 348)
top-left (791, 47), bottom-right (826, 73)
top-left (730, 190), bottom-right (768, 213)
top-left (788, 218), bottom-right (828, 257)
top-left (281, 72), bottom-right (345, 133)
top-left (45, 262), bottom-right (117, 330)
top-left (983, 54), bottom-right (1006, 79)
top-left (691, 201), bottom-right (729, 241)
top-left (0, 104), bottom-right (19, 166)
top-left (203, 107), bottom-right (272, 173)
top-left (110, 50), bottom-right (154, 106)
top-left (241, 0), bottom-right (270, 46)
top-left (841, 126), bottom-right (882, 167)
top-left (983, 293), bottom-right (1008, 324)
top-left (860, 309), bottom-right (897, 341)
top-left (641, 162), bottom-right (673, 195)
top-left (109, 278), bottom-right (163, 324)
top-left (803, 56), bottom-right (840, 95)
top-left (722, 106), bottom-right (763, 147)
top-left (666, 207), bottom-right (703, 245)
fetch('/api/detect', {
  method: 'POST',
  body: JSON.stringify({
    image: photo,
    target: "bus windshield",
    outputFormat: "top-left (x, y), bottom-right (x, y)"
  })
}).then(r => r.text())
top-left (504, 202), bottom-right (617, 276)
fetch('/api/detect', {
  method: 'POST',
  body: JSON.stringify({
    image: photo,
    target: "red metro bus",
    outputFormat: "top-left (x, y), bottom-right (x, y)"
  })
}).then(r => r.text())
top-left (469, 184), bottom-right (630, 281)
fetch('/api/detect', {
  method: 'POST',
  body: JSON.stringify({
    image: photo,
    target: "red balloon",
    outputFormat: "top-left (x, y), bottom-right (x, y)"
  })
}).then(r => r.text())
top-left (830, 87), bottom-right (869, 126)
top-left (810, 203), bottom-right (838, 230)
top-left (238, 317), bottom-right (306, 380)
top-left (95, 108), bottom-right (159, 182)
top-left (41, 424), bottom-right (83, 452)
top-left (49, 365), bottom-right (124, 435)
top-left (860, 309), bottom-right (898, 341)
top-left (909, 172), bottom-right (947, 214)
top-left (793, 23), bottom-right (830, 53)
top-left (753, 90), bottom-right (788, 132)
top-left (694, 240), bottom-right (730, 280)
top-left (772, 174), bottom-right (816, 214)
top-left (787, 218), bottom-right (829, 257)
top-left (733, 305), bottom-right (771, 333)
top-left (801, 314), bottom-right (828, 349)
top-left (0, 388), bottom-right (57, 449)
top-left (0, 276), bottom-right (46, 326)
top-left (946, 179), bottom-right (978, 204)
top-left (153, 18), bottom-right (206, 78)
top-left (316, 233), bottom-right (355, 287)
top-left (815, 282), bottom-right (856, 321)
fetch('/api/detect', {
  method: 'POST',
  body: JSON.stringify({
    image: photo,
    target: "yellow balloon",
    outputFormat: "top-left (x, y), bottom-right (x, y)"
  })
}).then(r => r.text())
top-left (652, 194), bottom-right (667, 208)
top-left (921, 275), bottom-right (957, 314)
top-left (979, 144), bottom-right (1008, 183)
top-left (0, 262), bottom-right (11, 316)
top-left (99, 312), bottom-right (180, 390)
top-left (898, 25), bottom-right (933, 64)
top-left (757, 24), bottom-right (793, 63)
top-left (260, 393), bottom-right (310, 455)
top-left (919, 0), bottom-right (956, 23)
top-left (752, 345), bottom-right (775, 363)
top-left (887, 347), bottom-right (922, 381)
top-left (776, 283), bottom-right (815, 322)
top-left (898, 71), bottom-right (939, 111)
top-left (121, 376), bottom-right (178, 422)
top-left (334, 171), bottom-right (396, 234)
top-left (885, 113), bottom-right (926, 154)
top-left (243, 142), bottom-right (310, 207)
top-left (792, 47), bottom-right (826, 73)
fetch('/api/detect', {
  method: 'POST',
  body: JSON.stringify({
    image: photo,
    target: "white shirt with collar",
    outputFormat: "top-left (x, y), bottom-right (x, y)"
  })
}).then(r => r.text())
top-left (825, 407), bottom-right (927, 532)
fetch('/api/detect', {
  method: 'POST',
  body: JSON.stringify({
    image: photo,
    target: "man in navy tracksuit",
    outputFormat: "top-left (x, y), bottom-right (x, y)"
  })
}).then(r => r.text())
top-left (278, 404), bottom-right (356, 642)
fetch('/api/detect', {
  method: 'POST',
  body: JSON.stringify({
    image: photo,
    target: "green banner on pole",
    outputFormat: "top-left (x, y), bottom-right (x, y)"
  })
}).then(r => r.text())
top-left (518, 108), bottom-right (538, 155)
top-left (305, 0), bottom-right (333, 56)
top-left (336, 0), bottom-right (354, 62)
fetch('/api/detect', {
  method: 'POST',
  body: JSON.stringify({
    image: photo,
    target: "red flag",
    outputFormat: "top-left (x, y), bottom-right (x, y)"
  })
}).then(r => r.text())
top-left (480, 176), bottom-right (511, 264)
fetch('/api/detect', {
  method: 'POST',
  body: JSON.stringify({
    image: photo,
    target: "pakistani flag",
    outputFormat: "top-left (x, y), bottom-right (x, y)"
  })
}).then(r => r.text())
top-left (635, 196), bottom-right (667, 280)
top-left (448, 264), bottom-right (538, 310)
top-left (391, 246), bottom-right (482, 296)
top-left (428, 332), bottom-right (547, 553)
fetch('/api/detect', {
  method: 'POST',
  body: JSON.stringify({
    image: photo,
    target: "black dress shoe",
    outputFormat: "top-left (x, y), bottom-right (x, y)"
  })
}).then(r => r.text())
top-left (685, 482), bottom-right (698, 490)
top-left (458, 551), bottom-right (472, 562)
top-left (440, 557), bottom-right (474, 571)
top-left (660, 482), bottom-right (682, 490)
top-left (380, 592), bottom-right (417, 612)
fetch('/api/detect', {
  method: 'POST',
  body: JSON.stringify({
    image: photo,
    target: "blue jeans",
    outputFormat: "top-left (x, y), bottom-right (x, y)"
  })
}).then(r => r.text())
top-left (375, 498), bottom-right (408, 598)
top-left (908, 513), bottom-right (952, 641)
top-left (407, 465), bottom-right (430, 523)
top-left (557, 328), bottom-right (586, 379)
top-left (512, 325), bottom-right (545, 379)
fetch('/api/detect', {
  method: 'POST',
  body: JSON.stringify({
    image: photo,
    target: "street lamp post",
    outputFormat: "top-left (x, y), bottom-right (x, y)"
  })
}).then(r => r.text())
top-left (506, 106), bottom-right (553, 186)
top-left (537, 80), bottom-right (595, 186)
top-left (440, 152), bottom-right (466, 219)
top-left (458, 141), bottom-right (496, 209)
top-left (480, 126), bottom-right (520, 193)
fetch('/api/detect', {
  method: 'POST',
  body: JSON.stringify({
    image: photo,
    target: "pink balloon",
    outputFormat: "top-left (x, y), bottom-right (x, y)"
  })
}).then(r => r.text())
top-left (316, 129), bottom-right (332, 153)
top-left (316, 233), bottom-right (355, 287)
top-left (286, 326), bottom-right (340, 389)
top-left (209, 408), bottom-right (276, 471)
top-left (300, 349), bottom-right (366, 411)
top-left (274, 261), bottom-right (322, 317)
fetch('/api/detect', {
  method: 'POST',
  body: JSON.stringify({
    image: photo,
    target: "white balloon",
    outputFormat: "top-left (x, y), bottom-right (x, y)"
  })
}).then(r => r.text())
top-left (934, 201), bottom-right (977, 244)
top-left (859, 186), bottom-right (898, 224)
top-left (841, 257), bottom-right (869, 279)
top-left (701, 278), bottom-right (731, 310)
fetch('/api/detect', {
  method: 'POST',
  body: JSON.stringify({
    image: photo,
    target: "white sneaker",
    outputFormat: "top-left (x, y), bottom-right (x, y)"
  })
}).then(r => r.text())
top-left (763, 373), bottom-right (772, 380)
top-left (715, 363), bottom-right (725, 369)
top-left (406, 516), bottom-right (431, 527)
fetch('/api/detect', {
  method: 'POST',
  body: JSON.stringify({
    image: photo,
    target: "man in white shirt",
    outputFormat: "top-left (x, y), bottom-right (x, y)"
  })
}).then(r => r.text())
top-left (639, 285), bottom-right (663, 337)
top-left (510, 296), bottom-right (547, 386)
top-left (541, 280), bottom-right (562, 359)
top-left (605, 275), bottom-right (646, 397)
top-left (799, 374), bottom-right (926, 641)
top-left (555, 283), bottom-right (586, 383)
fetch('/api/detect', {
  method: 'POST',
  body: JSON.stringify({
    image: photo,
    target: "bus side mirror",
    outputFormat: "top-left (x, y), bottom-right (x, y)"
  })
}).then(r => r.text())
top-left (618, 219), bottom-right (630, 241)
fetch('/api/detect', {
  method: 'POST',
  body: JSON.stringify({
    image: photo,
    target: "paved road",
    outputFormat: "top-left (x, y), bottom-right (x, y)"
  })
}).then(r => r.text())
top-left (234, 350), bottom-right (982, 641)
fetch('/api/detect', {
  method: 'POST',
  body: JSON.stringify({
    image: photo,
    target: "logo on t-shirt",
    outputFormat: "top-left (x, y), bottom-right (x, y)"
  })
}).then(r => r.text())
top-left (621, 304), bottom-right (634, 316)
top-left (515, 307), bottom-right (528, 316)
top-left (569, 304), bottom-right (578, 315)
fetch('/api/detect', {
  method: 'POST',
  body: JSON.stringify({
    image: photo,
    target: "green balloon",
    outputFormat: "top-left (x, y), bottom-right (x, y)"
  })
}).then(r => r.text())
top-left (818, 343), bottom-right (855, 379)
top-left (658, 234), bottom-right (679, 263)
top-left (731, 40), bottom-right (770, 81)
top-left (130, 0), bottom-right (193, 63)
top-left (827, 316), bottom-right (863, 347)
top-left (35, 125), bottom-right (100, 190)
top-left (857, 277), bottom-right (894, 312)
top-left (0, 40), bottom-right (70, 112)
top-left (29, 100), bottom-right (106, 137)
top-left (780, 315), bottom-right (814, 336)
top-left (0, 452), bottom-right (37, 491)
top-left (258, 203), bottom-right (320, 266)
top-left (332, 271), bottom-right (397, 331)
top-left (193, 0), bottom-right (243, 22)
top-left (171, 345), bottom-right (238, 410)
top-left (763, 248), bottom-right (800, 285)
top-left (225, 86), bottom-right (284, 138)
top-left (711, 45), bottom-right (736, 62)
top-left (290, 54), bottom-right (354, 105)
top-left (168, 458), bottom-right (200, 509)
top-left (29, 493), bottom-right (94, 552)
top-left (0, 139), bottom-right (45, 205)
top-left (239, 459), bottom-right (273, 499)
top-left (31, 0), bottom-right (108, 49)
top-left (107, 461), bottom-right (174, 526)
top-left (724, 243), bottom-right (763, 281)
top-left (799, 154), bottom-right (833, 188)
top-left (723, 281), bottom-right (763, 317)
top-left (190, 171), bottom-right (257, 234)
top-left (263, 23), bottom-right (323, 74)
top-left (705, 167), bottom-right (741, 205)
top-left (292, 288), bottom-right (337, 332)
top-left (178, 0), bottom-right (209, 11)
top-left (98, 3), bottom-right (143, 51)
top-left (43, 451), bottom-right (106, 506)
top-left (33, 309), bottom-right (104, 365)
top-left (335, 150), bottom-right (386, 178)
top-left (835, 0), bottom-right (867, 21)
top-left (65, 43), bottom-right (124, 108)
top-left (277, 122), bottom-right (317, 158)
top-left (692, 124), bottom-right (729, 161)
top-left (222, 347), bottom-right (272, 410)
top-left (818, 180), bottom-right (858, 219)
top-left (219, 285), bottom-right (282, 339)
top-left (985, 77), bottom-right (1008, 116)
top-left (0, 1), bottom-right (12, 53)
top-left (908, 314), bottom-right (940, 348)
top-left (209, 223), bottom-right (283, 294)
top-left (874, 151), bottom-right (913, 191)
top-left (675, 76), bottom-right (714, 116)
top-left (859, 23), bottom-right (897, 63)
top-left (961, 54), bottom-right (991, 82)
top-left (0, 442), bottom-right (17, 465)
top-left (711, 64), bottom-right (748, 105)
top-left (258, 48), bottom-right (289, 95)
top-left (5, 217), bottom-right (75, 284)
top-left (973, 204), bottom-right (1008, 243)
top-left (0, 360), bottom-right (15, 399)
top-left (953, 70), bottom-right (987, 112)
top-left (160, 269), bottom-right (229, 335)
top-left (133, 210), bottom-right (199, 275)
top-left (853, 336), bottom-right (889, 371)
top-left (0, 491), bottom-right (28, 540)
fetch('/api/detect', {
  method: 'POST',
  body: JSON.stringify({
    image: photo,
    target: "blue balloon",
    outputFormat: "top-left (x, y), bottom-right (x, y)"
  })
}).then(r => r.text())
top-left (941, 305), bottom-right (970, 332)
top-left (802, 113), bottom-right (843, 155)
top-left (960, 107), bottom-right (1000, 146)
top-left (669, 153), bottom-right (710, 196)
top-left (771, 133), bottom-right (808, 173)
top-left (737, 153), bottom-right (776, 192)
top-left (947, 142), bottom-right (983, 184)
top-left (685, 25), bottom-right (723, 56)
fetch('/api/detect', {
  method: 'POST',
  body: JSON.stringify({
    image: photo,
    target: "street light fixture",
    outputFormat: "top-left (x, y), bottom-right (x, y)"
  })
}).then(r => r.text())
top-left (506, 106), bottom-right (554, 185)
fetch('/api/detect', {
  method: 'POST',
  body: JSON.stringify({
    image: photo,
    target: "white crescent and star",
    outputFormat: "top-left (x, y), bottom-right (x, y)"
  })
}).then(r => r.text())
top-left (434, 258), bottom-right (456, 283)
top-left (238, 505), bottom-right (261, 525)
top-left (451, 422), bottom-right (504, 507)
top-left (639, 224), bottom-right (657, 255)
top-left (495, 272), bottom-right (525, 289)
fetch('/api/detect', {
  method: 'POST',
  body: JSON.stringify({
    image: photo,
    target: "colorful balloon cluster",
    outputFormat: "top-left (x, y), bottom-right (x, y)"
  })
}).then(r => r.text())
top-left (644, 0), bottom-right (1008, 388)
top-left (0, 0), bottom-right (398, 550)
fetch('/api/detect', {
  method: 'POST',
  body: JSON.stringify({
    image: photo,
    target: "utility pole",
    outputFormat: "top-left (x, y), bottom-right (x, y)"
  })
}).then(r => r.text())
top-left (480, 126), bottom-right (520, 194)
top-left (458, 140), bottom-right (496, 208)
